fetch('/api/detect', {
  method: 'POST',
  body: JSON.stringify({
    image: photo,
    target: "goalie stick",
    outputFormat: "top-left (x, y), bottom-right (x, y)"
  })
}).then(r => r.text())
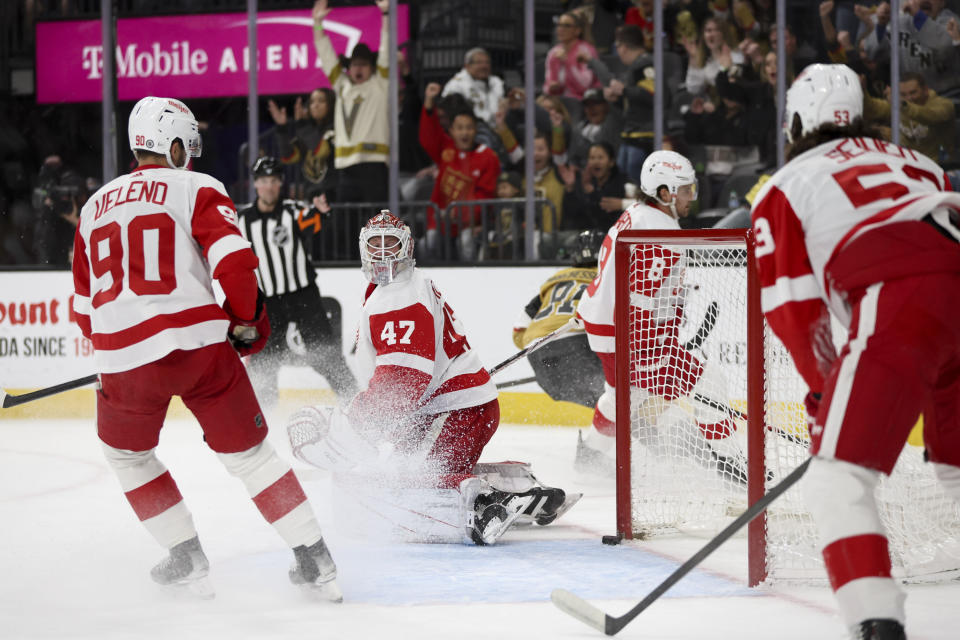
top-left (1, 374), bottom-right (100, 409)
top-left (488, 318), bottom-right (579, 377)
top-left (550, 457), bottom-right (811, 636)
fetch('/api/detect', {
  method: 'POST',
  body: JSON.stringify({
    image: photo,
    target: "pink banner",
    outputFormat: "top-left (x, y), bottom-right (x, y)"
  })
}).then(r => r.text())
top-left (36, 6), bottom-right (409, 104)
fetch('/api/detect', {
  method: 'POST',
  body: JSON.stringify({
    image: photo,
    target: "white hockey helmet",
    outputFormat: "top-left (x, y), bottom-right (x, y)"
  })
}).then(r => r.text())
top-left (360, 210), bottom-right (415, 285)
top-left (784, 63), bottom-right (863, 143)
top-left (128, 96), bottom-right (202, 170)
top-left (640, 150), bottom-right (697, 216)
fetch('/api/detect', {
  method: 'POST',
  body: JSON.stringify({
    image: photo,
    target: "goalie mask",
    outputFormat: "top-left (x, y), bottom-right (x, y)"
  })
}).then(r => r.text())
top-left (128, 96), bottom-right (202, 170)
top-left (640, 150), bottom-right (698, 218)
top-left (360, 210), bottom-right (415, 285)
top-left (784, 63), bottom-right (862, 144)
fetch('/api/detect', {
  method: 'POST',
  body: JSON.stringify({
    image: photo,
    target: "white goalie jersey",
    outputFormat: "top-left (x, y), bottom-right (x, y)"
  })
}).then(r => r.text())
top-left (349, 268), bottom-right (497, 425)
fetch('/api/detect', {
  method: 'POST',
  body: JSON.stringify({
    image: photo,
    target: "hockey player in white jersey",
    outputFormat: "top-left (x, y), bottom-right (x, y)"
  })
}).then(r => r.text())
top-left (575, 150), bottom-right (747, 482)
top-left (288, 211), bottom-right (578, 544)
top-left (72, 96), bottom-right (340, 600)
top-left (752, 63), bottom-right (960, 640)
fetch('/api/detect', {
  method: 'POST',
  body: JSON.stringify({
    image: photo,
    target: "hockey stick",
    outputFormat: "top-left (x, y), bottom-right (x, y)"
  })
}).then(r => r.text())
top-left (682, 300), bottom-right (719, 352)
top-left (488, 318), bottom-right (579, 377)
top-left (692, 393), bottom-right (808, 447)
top-left (1, 374), bottom-right (100, 409)
top-left (551, 457), bottom-right (811, 636)
top-left (495, 376), bottom-right (537, 390)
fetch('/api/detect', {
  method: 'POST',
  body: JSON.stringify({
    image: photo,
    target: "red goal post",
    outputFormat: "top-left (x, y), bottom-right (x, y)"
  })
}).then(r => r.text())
top-left (613, 228), bottom-right (773, 585)
top-left (612, 228), bottom-right (960, 587)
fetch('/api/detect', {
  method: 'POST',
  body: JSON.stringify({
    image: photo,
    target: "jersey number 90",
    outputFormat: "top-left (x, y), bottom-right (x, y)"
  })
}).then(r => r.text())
top-left (90, 214), bottom-right (177, 308)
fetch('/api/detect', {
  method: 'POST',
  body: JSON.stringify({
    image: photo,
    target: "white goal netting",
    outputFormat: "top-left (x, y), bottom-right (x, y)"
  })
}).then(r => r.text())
top-left (617, 232), bottom-right (960, 584)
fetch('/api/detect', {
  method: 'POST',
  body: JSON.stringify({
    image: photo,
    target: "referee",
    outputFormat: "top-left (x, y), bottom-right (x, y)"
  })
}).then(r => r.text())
top-left (236, 156), bottom-right (357, 407)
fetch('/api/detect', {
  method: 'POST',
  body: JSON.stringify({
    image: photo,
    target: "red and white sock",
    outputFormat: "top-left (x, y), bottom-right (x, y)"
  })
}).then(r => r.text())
top-left (102, 444), bottom-right (197, 549)
top-left (218, 440), bottom-right (323, 548)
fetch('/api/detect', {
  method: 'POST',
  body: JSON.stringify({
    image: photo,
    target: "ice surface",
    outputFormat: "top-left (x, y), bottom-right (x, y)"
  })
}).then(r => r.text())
top-left (1, 417), bottom-right (957, 639)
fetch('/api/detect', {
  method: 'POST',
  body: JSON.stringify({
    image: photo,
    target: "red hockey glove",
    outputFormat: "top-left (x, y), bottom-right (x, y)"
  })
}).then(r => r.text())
top-left (224, 290), bottom-right (270, 357)
top-left (804, 391), bottom-right (822, 435)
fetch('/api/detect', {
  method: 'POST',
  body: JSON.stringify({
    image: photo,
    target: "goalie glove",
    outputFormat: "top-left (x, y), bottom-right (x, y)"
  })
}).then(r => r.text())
top-left (224, 290), bottom-right (270, 357)
top-left (287, 405), bottom-right (379, 472)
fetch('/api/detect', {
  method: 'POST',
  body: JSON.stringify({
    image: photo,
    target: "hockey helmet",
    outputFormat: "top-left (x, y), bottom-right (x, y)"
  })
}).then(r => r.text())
top-left (128, 96), bottom-right (201, 170)
top-left (573, 229), bottom-right (605, 267)
top-left (360, 210), bottom-right (415, 285)
top-left (640, 150), bottom-right (697, 216)
top-left (784, 63), bottom-right (862, 144)
top-left (252, 156), bottom-right (283, 180)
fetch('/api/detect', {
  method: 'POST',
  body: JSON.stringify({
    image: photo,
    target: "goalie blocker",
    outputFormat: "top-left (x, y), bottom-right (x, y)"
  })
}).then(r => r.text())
top-left (288, 405), bottom-right (581, 545)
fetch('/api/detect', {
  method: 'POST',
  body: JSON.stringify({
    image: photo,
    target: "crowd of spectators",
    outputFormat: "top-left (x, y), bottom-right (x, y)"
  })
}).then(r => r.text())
top-left (4, 0), bottom-right (960, 266)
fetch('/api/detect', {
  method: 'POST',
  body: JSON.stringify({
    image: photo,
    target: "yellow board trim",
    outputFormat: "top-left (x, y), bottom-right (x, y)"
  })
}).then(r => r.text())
top-left (0, 388), bottom-right (593, 426)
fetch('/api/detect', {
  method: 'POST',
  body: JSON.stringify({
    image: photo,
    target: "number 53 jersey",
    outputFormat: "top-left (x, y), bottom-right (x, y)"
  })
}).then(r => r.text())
top-left (751, 137), bottom-right (960, 391)
top-left (352, 269), bottom-right (497, 422)
top-left (72, 165), bottom-right (255, 373)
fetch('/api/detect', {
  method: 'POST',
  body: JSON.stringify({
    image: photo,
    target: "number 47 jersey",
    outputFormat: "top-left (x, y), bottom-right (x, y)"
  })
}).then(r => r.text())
top-left (751, 137), bottom-right (960, 391)
top-left (353, 269), bottom-right (497, 421)
top-left (73, 165), bottom-right (255, 373)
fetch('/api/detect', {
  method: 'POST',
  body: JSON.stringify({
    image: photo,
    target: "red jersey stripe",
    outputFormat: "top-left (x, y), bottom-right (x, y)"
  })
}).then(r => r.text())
top-left (431, 369), bottom-right (491, 398)
top-left (581, 318), bottom-right (615, 337)
top-left (91, 304), bottom-right (226, 351)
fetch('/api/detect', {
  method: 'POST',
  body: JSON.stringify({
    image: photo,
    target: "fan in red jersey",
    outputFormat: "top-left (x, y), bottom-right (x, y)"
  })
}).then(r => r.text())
top-left (751, 63), bottom-right (960, 640)
top-left (287, 211), bottom-right (579, 545)
top-left (574, 150), bottom-right (748, 483)
top-left (72, 96), bottom-right (340, 601)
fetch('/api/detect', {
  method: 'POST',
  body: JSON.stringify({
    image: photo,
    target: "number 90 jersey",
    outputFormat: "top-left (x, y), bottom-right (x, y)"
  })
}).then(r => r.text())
top-left (352, 269), bottom-right (497, 421)
top-left (73, 166), bottom-right (255, 373)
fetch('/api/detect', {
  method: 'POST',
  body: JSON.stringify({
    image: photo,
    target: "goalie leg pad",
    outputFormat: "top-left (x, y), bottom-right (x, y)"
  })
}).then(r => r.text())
top-left (473, 461), bottom-right (536, 492)
top-left (471, 461), bottom-right (580, 525)
top-left (934, 462), bottom-right (960, 503)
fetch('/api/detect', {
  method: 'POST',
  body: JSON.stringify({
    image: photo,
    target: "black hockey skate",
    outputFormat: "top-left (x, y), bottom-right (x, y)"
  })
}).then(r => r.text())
top-left (150, 536), bottom-right (214, 599)
top-left (470, 490), bottom-right (537, 545)
top-left (290, 537), bottom-right (342, 603)
top-left (521, 487), bottom-right (569, 526)
top-left (854, 619), bottom-right (906, 640)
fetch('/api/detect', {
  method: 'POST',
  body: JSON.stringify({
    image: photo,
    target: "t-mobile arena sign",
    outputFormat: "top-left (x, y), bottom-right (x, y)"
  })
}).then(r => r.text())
top-left (35, 6), bottom-right (409, 104)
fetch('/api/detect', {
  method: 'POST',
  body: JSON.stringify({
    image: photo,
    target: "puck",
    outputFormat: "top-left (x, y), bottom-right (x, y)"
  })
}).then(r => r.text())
top-left (601, 534), bottom-right (623, 546)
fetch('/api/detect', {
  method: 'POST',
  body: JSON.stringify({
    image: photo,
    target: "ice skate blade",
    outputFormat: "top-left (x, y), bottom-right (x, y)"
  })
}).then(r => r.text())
top-left (157, 576), bottom-right (216, 600)
top-left (300, 578), bottom-right (343, 603)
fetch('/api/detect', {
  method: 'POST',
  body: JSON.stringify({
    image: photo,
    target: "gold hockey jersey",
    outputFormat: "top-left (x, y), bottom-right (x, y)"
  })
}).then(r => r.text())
top-left (512, 266), bottom-right (597, 349)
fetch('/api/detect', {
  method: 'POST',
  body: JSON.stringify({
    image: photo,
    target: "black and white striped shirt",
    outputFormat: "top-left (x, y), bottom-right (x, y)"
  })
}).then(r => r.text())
top-left (235, 199), bottom-right (321, 297)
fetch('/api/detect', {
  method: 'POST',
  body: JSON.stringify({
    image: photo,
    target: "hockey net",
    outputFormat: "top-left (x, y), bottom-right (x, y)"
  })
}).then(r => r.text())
top-left (614, 229), bottom-right (960, 585)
